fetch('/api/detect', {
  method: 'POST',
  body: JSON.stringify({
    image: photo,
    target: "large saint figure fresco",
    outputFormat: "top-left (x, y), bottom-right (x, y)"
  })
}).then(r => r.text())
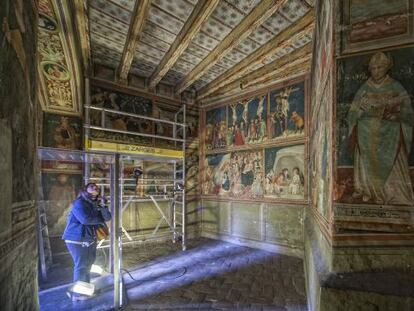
top-left (348, 52), bottom-right (414, 205)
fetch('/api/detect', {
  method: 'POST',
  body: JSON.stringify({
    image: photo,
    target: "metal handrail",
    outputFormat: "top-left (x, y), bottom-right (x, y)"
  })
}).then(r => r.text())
top-left (85, 105), bottom-right (187, 128)
top-left (84, 124), bottom-right (185, 142)
top-left (87, 177), bottom-right (181, 182)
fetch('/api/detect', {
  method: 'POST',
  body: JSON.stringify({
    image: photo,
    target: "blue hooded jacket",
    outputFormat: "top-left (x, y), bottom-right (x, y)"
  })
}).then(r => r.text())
top-left (62, 191), bottom-right (111, 242)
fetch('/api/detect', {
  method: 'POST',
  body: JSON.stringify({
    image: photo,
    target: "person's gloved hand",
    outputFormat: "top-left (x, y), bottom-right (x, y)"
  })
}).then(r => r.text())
top-left (97, 196), bottom-right (108, 208)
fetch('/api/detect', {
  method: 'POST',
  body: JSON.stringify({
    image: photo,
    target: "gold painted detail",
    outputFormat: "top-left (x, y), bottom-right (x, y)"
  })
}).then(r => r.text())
top-left (38, 0), bottom-right (77, 114)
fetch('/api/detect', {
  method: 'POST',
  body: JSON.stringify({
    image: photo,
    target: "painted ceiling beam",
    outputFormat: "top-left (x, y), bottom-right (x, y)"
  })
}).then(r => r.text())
top-left (174, 0), bottom-right (290, 95)
top-left (73, 0), bottom-right (92, 75)
top-left (242, 50), bottom-right (311, 88)
top-left (249, 62), bottom-right (311, 93)
top-left (117, 0), bottom-right (152, 82)
top-left (203, 63), bottom-right (310, 105)
top-left (204, 43), bottom-right (312, 98)
top-left (148, 0), bottom-right (220, 89)
top-left (197, 10), bottom-right (314, 100)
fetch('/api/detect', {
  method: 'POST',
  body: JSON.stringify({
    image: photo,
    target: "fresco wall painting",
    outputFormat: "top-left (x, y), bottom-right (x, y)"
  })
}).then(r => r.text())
top-left (90, 86), bottom-right (153, 146)
top-left (38, 0), bottom-right (80, 114)
top-left (203, 150), bottom-right (265, 200)
top-left (41, 111), bottom-right (84, 237)
top-left (309, 0), bottom-right (334, 222)
top-left (265, 145), bottom-right (306, 200)
top-left (174, 108), bottom-right (199, 142)
top-left (42, 172), bottom-right (83, 236)
top-left (185, 114), bottom-right (199, 142)
top-left (89, 84), bottom-right (201, 196)
top-left (183, 112), bottom-right (200, 196)
top-left (186, 144), bottom-right (199, 196)
top-left (202, 77), bottom-right (308, 203)
top-left (311, 0), bottom-right (334, 115)
top-left (154, 104), bottom-right (179, 149)
top-left (269, 82), bottom-right (305, 141)
top-left (335, 47), bottom-right (414, 215)
top-left (90, 85), bottom-right (199, 153)
top-left (337, 4), bottom-right (414, 230)
top-left (310, 73), bottom-right (333, 220)
top-left (342, 0), bottom-right (414, 54)
top-left (227, 95), bottom-right (268, 146)
top-left (43, 112), bottom-right (82, 150)
top-left (307, 0), bottom-right (414, 234)
top-left (205, 106), bottom-right (227, 150)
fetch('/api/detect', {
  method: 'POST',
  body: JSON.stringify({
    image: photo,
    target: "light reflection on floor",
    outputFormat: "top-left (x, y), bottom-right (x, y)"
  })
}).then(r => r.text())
top-left (39, 238), bottom-right (307, 311)
top-left (124, 239), bottom-right (307, 310)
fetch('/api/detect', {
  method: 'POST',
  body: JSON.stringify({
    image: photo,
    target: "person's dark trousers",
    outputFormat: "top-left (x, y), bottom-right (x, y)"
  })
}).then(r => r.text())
top-left (66, 242), bottom-right (97, 285)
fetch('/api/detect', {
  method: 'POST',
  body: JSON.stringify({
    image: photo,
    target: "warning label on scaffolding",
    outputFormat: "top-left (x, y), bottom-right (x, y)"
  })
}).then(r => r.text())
top-left (85, 139), bottom-right (184, 158)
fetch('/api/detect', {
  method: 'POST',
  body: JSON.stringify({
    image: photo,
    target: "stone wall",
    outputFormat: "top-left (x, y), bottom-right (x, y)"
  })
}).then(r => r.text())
top-left (0, 0), bottom-right (39, 310)
top-left (304, 209), bottom-right (414, 310)
top-left (121, 200), bottom-right (200, 239)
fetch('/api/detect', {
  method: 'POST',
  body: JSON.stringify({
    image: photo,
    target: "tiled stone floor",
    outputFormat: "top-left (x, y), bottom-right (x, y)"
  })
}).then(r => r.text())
top-left (38, 238), bottom-right (308, 310)
top-left (122, 238), bottom-right (307, 310)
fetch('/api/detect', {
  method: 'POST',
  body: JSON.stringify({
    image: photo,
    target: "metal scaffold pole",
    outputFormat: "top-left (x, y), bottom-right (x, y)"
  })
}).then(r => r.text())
top-left (173, 104), bottom-right (186, 251)
top-left (84, 78), bottom-right (91, 184)
top-left (83, 99), bottom-right (188, 254)
top-left (111, 153), bottom-right (122, 308)
top-left (182, 104), bottom-right (186, 251)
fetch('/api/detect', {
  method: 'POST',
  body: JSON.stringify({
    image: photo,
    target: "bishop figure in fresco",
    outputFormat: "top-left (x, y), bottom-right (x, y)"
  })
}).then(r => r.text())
top-left (348, 52), bottom-right (414, 205)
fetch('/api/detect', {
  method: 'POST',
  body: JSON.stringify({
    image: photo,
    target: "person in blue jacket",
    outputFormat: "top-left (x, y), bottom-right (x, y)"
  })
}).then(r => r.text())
top-left (62, 182), bottom-right (111, 301)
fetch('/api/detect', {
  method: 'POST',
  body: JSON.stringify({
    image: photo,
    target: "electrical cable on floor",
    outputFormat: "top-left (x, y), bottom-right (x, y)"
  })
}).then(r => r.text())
top-left (121, 268), bottom-right (138, 281)
top-left (121, 266), bottom-right (187, 283)
top-left (156, 267), bottom-right (187, 282)
top-left (97, 240), bottom-right (186, 283)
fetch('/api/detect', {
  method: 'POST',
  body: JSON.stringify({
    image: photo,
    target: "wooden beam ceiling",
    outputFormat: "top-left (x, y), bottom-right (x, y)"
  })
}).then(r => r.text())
top-left (174, 0), bottom-right (290, 95)
top-left (148, 0), bottom-right (220, 89)
top-left (117, 0), bottom-right (152, 82)
top-left (205, 43), bottom-right (312, 98)
top-left (242, 51), bottom-right (311, 88)
top-left (197, 10), bottom-right (315, 100)
top-left (204, 62), bottom-right (311, 104)
top-left (258, 63), bottom-right (311, 88)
